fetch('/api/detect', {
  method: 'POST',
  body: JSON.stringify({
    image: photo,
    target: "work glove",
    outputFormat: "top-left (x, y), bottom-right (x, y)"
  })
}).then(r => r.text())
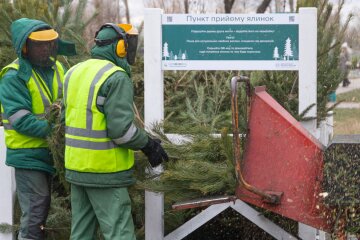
top-left (141, 137), bottom-right (169, 168)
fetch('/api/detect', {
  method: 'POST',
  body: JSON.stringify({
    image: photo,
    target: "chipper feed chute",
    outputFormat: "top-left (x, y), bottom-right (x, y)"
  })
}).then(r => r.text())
top-left (171, 77), bottom-right (357, 238)
top-left (235, 86), bottom-right (331, 231)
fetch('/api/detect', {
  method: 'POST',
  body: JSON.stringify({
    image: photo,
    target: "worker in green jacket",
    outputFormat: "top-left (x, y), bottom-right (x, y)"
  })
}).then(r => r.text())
top-left (0, 18), bottom-right (75, 240)
top-left (63, 23), bottom-right (168, 239)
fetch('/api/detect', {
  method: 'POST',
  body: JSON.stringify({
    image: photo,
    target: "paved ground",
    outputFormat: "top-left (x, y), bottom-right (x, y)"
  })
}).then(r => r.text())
top-left (336, 77), bottom-right (360, 95)
top-left (335, 101), bottom-right (360, 108)
top-left (331, 74), bottom-right (360, 109)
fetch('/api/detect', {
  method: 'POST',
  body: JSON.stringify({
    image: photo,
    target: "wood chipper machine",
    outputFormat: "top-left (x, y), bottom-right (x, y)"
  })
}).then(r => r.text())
top-left (171, 76), bottom-right (359, 239)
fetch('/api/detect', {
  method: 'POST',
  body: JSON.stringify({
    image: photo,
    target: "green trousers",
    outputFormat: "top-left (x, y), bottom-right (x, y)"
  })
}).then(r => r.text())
top-left (70, 184), bottom-right (136, 240)
top-left (15, 168), bottom-right (51, 240)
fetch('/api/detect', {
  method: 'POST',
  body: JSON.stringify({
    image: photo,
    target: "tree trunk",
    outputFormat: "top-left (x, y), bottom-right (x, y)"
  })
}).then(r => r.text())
top-left (123, 0), bottom-right (130, 23)
top-left (224, 0), bottom-right (235, 13)
top-left (256, 0), bottom-right (272, 13)
top-left (275, 0), bottom-right (282, 12)
top-left (289, 0), bottom-right (294, 12)
top-left (184, 0), bottom-right (189, 13)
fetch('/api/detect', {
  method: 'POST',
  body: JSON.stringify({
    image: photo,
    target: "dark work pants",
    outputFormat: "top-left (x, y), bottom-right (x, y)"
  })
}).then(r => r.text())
top-left (15, 168), bottom-right (51, 240)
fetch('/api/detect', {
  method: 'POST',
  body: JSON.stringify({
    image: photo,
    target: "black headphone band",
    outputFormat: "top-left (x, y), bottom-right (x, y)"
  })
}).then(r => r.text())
top-left (94, 23), bottom-right (127, 48)
top-left (94, 37), bottom-right (118, 46)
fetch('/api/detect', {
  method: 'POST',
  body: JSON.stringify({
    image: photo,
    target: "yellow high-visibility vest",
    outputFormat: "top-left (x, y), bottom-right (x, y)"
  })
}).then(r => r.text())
top-left (0, 59), bottom-right (64, 148)
top-left (64, 59), bottom-right (134, 173)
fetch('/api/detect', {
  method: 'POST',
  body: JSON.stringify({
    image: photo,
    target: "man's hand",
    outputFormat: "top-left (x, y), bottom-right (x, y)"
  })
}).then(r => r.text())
top-left (141, 137), bottom-right (169, 168)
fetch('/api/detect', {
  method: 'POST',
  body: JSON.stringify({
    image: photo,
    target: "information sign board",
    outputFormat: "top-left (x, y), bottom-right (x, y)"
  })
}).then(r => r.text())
top-left (162, 14), bottom-right (299, 70)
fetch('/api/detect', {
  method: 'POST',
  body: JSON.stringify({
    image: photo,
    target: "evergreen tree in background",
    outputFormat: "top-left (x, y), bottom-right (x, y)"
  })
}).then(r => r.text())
top-left (254, 0), bottom-right (351, 123)
top-left (313, 0), bottom-right (351, 123)
top-left (0, 0), bottom-right (97, 69)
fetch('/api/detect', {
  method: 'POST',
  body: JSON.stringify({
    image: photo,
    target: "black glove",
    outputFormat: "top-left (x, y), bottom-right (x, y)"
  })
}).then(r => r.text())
top-left (141, 137), bottom-right (169, 167)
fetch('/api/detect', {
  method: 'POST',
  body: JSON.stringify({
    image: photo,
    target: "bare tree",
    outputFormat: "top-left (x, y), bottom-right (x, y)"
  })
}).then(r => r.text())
top-left (224, 0), bottom-right (235, 13)
top-left (93, 0), bottom-right (122, 23)
top-left (346, 25), bottom-right (360, 52)
top-left (123, 0), bottom-right (130, 23)
top-left (289, 0), bottom-right (294, 12)
top-left (145, 0), bottom-right (208, 13)
top-left (184, 0), bottom-right (189, 13)
top-left (256, 0), bottom-right (272, 13)
top-left (83, 0), bottom-right (127, 48)
top-left (275, 0), bottom-right (283, 12)
top-left (145, 0), bottom-right (183, 13)
top-left (229, 0), bottom-right (260, 14)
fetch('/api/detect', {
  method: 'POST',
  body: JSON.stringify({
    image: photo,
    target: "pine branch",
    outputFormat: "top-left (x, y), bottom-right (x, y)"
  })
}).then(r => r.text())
top-left (0, 223), bottom-right (18, 234)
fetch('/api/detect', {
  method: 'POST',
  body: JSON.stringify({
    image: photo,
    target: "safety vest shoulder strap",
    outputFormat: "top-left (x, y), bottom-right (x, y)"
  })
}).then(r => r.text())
top-left (0, 59), bottom-right (20, 78)
top-left (63, 59), bottom-right (125, 108)
top-left (53, 61), bottom-right (65, 98)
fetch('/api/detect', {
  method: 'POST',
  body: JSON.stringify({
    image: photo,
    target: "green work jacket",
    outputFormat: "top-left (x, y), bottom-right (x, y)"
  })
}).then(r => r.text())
top-left (0, 59), bottom-right (65, 173)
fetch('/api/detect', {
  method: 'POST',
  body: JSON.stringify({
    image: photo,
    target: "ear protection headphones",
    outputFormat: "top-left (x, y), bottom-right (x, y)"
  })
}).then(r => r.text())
top-left (94, 23), bottom-right (127, 58)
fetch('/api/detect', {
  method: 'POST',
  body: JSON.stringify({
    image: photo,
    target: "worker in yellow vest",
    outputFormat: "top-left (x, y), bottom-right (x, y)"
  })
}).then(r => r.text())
top-left (63, 23), bottom-right (168, 239)
top-left (0, 18), bottom-right (76, 239)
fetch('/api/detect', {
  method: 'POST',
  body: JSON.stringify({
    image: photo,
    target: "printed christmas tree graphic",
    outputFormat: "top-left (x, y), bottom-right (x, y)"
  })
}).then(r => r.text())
top-left (169, 51), bottom-right (174, 60)
top-left (284, 37), bottom-right (293, 60)
top-left (178, 49), bottom-right (183, 60)
top-left (162, 41), bottom-right (189, 60)
top-left (292, 44), bottom-right (298, 60)
top-left (273, 46), bottom-right (279, 60)
top-left (163, 42), bottom-right (169, 60)
top-left (183, 50), bottom-right (188, 60)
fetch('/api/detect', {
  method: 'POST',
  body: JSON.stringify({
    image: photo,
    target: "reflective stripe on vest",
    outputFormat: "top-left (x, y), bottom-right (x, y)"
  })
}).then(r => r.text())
top-left (31, 72), bottom-right (51, 111)
top-left (0, 59), bottom-right (64, 149)
top-left (64, 59), bottom-right (134, 173)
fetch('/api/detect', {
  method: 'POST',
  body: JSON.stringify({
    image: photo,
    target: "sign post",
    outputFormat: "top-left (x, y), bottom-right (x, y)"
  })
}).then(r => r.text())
top-left (144, 8), bottom-right (165, 240)
top-left (298, 7), bottom-right (319, 239)
top-left (299, 8), bottom-right (317, 135)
